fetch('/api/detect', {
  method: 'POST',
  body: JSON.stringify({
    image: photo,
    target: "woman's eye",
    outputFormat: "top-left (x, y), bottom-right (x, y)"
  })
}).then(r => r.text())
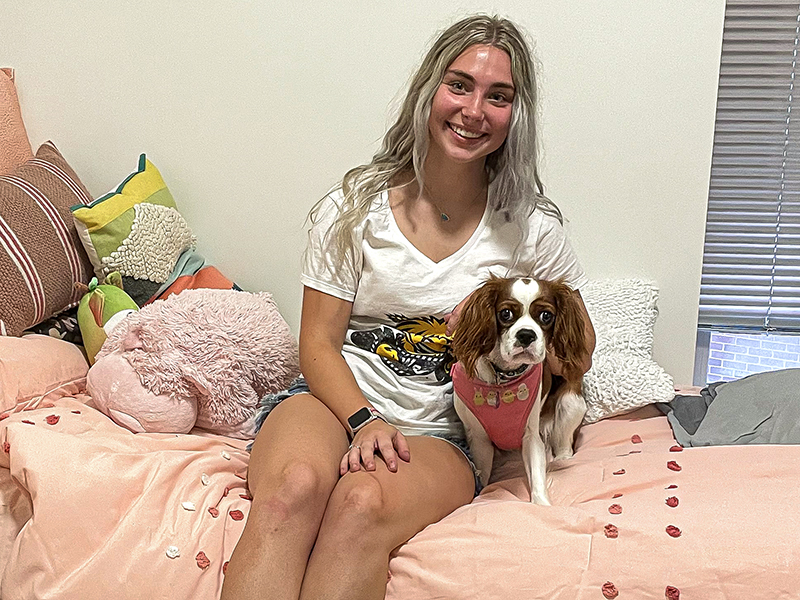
top-left (498, 308), bottom-right (514, 323)
top-left (448, 80), bottom-right (465, 92)
top-left (539, 311), bottom-right (554, 326)
top-left (489, 93), bottom-right (509, 103)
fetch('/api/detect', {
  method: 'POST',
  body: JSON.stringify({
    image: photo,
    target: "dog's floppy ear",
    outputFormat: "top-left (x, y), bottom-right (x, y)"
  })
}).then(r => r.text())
top-left (549, 280), bottom-right (588, 381)
top-left (451, 277), bottom-right (505, 379)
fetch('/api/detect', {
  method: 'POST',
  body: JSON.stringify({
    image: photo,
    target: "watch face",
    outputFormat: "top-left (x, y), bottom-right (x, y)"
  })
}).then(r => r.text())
top-left (348, 407), bottom-right (372, 430)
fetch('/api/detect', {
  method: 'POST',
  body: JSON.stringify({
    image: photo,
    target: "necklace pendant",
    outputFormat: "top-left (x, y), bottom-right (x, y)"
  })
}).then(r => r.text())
top-left (440, 212), bottom-right (450, 222)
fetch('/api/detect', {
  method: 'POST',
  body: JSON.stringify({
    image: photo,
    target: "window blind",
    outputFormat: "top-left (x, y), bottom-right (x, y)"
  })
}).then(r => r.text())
top-left (698, 0), bottom-right (800, 332)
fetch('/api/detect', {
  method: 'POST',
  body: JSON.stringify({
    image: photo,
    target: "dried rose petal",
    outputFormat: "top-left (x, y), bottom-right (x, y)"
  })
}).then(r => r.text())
top-left (71, 410), bottom-right (81, 414)
top-left (631, 434), bottom-right (643, 444)
top-left (46, 415), bottom-right (60, 425)
top-left (223, 561), bottom-right (229, 575)
top-left (612, 493), bottom-right (623, 499)
top-left (2, 441), bottom-right (9, 454)
top-left (229, 510), bottom-right (245, 521)
top-left (602, 581), bottom-right (619, 599)
top-left (665, 585), bottom-right (680, 599)
top-left (669, 445), bottom-right (683, 452)
top-left (234, 471), bottom-right (247, 480)
top-left (666, 525), bottom-right (682, 538)
top-left (208, 507), bottom-right (219, 518)
top-left (666, 484), bottom-right (678, 490)
top-left (608, 504), bottom-right (623, 515)
top-left (239, 493), bottom-right (253, 501)
top-left (196, 551), bottom-right (211, 569)
top-left (0, 413), bottom-right (9, 421)
top-left (604, 524), bottom-right (619, 538)
top-left (630, 450), bottom-right (642, 454)
top-left (21, 420), bottom-right (34, 425)
top-left (667, 461), bottom-right (682, 472)
top-left (666, 496), bottom-right (679, 508)
top-left (613, 469), bottom-right (626, 475)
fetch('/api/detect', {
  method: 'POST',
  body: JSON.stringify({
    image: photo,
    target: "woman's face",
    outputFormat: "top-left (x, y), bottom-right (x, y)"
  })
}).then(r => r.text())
top-left (428, 44), bottom-right (515, 166)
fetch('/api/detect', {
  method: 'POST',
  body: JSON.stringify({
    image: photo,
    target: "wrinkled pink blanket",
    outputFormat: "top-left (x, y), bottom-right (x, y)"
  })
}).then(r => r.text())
top-left (2, 399), bottom-right (798, 599)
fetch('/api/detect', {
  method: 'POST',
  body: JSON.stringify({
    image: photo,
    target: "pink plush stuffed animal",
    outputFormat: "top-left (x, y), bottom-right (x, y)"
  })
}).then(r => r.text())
top-left (87, 288), bottom-right (300, 439)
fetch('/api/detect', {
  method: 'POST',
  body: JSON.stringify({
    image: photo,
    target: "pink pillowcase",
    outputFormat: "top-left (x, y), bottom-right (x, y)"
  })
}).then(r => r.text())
top-left (0, 334), bottom-right (89, 415)
top-left (0, 68), bottom-right (33, 175)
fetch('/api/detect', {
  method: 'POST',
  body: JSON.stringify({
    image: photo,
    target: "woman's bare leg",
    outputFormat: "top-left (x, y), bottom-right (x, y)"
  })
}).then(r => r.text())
top-left (298, 436), bottom-right (475, 600)
top-left (220, 394), bottom-right (349, 600)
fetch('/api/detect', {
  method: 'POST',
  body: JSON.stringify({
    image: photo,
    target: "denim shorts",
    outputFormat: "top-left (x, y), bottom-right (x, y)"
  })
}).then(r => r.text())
top-left (253, 377), bottom-right (482, 496)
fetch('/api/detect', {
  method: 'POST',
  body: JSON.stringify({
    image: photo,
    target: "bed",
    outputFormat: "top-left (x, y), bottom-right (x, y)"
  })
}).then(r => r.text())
top-left (2, 338), bottom-right (799, 600)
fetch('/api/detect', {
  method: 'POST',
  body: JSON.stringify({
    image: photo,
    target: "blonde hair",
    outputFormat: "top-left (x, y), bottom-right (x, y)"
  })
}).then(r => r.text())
top-left (309, 14), bottom-right (561, 265)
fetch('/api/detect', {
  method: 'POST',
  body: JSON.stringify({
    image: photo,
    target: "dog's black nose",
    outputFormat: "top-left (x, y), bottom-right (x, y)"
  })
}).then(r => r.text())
top-left (516, 329), bottom-right (537, 347)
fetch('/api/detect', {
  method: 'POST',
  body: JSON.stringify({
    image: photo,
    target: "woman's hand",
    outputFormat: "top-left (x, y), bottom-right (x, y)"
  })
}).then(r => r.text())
top-left (340, 419), bottom-right (411, 475)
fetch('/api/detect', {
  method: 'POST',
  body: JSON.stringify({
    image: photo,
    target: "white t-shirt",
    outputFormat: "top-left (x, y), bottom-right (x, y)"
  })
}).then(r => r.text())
top-left (301, 187), bottom-right (588, 439)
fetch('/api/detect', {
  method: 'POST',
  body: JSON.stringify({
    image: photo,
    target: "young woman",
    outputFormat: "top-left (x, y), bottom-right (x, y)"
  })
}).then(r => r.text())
top-left (221, 14), bottom-right (595, 600)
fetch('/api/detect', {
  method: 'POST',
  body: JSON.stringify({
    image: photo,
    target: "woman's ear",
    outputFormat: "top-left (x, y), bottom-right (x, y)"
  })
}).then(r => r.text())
top-left (451, 280), bottom-right (502, 379)
top-left (550, 281), bottom-right (588, 381)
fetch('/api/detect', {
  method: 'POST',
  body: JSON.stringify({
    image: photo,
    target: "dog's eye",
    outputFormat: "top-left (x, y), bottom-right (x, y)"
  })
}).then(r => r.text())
top-left (498, 308), bottom-right (514, 323)
top-left (539, 311), bottom-right (554, 325)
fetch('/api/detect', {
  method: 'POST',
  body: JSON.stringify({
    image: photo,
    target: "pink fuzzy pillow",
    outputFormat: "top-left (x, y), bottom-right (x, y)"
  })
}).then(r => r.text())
top-left (88, 289), bottom-right (300, 439)
top-left (0, 68), bottom-right (33, 175)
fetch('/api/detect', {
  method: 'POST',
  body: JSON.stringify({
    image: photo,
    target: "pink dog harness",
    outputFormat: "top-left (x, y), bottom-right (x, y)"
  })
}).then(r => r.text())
top-left (451, 362), bottom-right (543, 451)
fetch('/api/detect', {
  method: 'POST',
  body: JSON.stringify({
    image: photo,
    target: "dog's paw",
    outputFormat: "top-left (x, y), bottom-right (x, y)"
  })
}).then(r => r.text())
top-left (529, 493), bottom-right (551, 506)
top-left (552, 449), bottom-right (575, 461)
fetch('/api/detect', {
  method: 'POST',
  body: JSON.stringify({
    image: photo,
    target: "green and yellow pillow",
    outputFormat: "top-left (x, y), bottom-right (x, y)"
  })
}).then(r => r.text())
top-left (71, 155), bottom-right (195, 303)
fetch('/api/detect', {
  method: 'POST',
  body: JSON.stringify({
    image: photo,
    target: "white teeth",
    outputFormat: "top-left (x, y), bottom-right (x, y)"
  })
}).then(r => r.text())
top-left (450, 124), bottom-right (482, 139)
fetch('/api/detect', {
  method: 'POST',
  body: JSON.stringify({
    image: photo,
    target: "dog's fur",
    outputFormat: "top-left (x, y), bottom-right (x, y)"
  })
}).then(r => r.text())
top-left (450, 276), bottom-right (588, 504)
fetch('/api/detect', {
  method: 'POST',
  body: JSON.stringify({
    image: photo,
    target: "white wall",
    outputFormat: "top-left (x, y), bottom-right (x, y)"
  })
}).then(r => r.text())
top-left (0, 1), bottom-right (725, 383)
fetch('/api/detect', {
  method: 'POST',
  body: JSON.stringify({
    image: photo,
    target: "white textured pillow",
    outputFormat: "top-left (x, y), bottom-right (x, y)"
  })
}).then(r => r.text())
top-left (580, 279), bottom-right (675, 422)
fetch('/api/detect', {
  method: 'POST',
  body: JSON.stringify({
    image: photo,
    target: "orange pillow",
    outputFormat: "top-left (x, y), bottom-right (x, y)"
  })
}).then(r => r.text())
top-left (0, 334), bottom-right (89, 415)
top-left (0, 68), bottom-right (33, 175)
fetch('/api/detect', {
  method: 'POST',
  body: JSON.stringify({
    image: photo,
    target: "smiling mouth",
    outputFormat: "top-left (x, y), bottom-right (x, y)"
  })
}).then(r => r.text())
top-left (448, 123), bottom-right (484, 139)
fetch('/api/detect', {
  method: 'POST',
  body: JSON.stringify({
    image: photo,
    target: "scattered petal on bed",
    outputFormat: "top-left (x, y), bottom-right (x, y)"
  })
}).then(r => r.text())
top-left (602, 581), bottom-right (619, 598)
top-left (239, 493), bottom-right (253, 501)
top-left (221, 451), bottom-right (231, 460)
top-left (208, 507), bottom-right (219, 518)
top-left (666, 484), bottom-right (678, 489)
top-left (45, 415), bottom-right (60, 425)
top-left (613, 469), bottom-right (626, 475)
top-left (234, 471), bottom-right (247, 480)
top-left (0, 413), bottom-right (9, 421)
top-left (631, 434), bottom-right (643, 444)
top-left (666, 525), bottom-right (682, 538)
top-left (604, 524), bottom-right (619, 538)
top-left (201, 473), bottom-right (210, 486)
top-left (166, 546), bottom-right (180, 559)
top-left (608, 504), bottom-right (623, 514)
top-left (22, 420), bottom-right (34, 425)
top-left (223, 561), bottom-right (229, 575)
top-left (669, 445), bottom-right (683, 452)
top-left (71, 410), bottom-right (81, 414)
top-left (2, 441), bottom-right (9, 453)
top-left (229, 510), bottom-right (244, 521)
top-left (196, 551), bottom-right (211, 569)
top-left (612, 493), bottom-right (623, 499)
top-left (665, 585), bottom-right (680, 599)
top-left (667, 461), bottom-right (682, 472)
top-left (182, 501), bottom-right (196, 511)
top-left (666, 496), bottom-right (679, 508)
top-left (630, 450), bottom-right (642, 454)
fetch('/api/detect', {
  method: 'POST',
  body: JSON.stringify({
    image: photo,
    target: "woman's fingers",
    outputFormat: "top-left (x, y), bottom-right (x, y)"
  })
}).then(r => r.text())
top-left (376, 435), bottom-right (398, 472)
top-left (347, 444), bottom-right (362, 473)
top-left (394, 431), bottom-right (411, 463)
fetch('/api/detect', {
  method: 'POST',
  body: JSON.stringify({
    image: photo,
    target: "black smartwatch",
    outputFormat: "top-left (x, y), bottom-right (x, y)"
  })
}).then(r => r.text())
top-left (347, 407), bottom-right (385, 437)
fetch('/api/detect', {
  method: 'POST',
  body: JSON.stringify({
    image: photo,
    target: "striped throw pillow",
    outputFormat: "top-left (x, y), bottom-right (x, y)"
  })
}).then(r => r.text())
top-left (0, 142), bottom-right (94, 336)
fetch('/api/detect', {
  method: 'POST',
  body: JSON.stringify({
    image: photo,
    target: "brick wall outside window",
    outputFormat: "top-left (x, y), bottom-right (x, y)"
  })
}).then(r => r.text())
top-left (707, 332), bottom-right (800, 383)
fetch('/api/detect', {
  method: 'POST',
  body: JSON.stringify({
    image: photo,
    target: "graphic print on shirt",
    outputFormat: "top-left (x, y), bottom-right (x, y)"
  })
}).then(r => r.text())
top-left (349, 314), bottom-right (454, 381)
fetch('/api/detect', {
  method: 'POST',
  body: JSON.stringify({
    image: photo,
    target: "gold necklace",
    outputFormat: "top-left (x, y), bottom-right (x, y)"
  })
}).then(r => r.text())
top-left (423, 182), bottom-right (487, 223)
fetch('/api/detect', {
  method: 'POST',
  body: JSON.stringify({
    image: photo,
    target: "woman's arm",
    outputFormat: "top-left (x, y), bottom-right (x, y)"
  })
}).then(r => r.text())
top-left (299, 286), bottom-right (411, 474)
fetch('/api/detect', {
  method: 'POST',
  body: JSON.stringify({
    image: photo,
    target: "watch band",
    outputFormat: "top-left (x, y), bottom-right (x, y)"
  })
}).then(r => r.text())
top-left (347, 407), bottom-right (386, 437)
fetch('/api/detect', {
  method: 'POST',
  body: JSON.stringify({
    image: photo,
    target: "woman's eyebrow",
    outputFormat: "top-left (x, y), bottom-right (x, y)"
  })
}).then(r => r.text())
top-left (445, 69), bottom-right (515, 91)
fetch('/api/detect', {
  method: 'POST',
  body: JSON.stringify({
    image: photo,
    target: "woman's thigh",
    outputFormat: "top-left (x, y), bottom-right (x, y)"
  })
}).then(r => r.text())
top-left (327, 435), bottom-right (475, 547)
top-left (247, 393), bottom-right (349, 499)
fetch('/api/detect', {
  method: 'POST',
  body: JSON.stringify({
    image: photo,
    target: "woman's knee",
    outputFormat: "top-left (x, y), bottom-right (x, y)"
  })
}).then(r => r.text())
top-left (250, 460), bottom-right (333, 522)
top-left (327, 474), bottom-right (388, 528)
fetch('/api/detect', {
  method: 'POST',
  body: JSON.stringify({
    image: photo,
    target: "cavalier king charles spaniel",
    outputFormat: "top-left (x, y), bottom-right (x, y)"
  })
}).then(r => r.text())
top-left (450, 276), bottom-right (588, 504)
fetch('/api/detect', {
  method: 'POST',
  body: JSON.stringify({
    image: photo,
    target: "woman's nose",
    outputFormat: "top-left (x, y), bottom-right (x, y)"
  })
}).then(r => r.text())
top-left (462, 95), bottom-right (484, 121)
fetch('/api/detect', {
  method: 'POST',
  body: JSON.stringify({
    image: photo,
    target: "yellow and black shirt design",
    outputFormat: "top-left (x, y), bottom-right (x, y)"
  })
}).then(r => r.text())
top-left (350, 314), bottom-right (455, 382)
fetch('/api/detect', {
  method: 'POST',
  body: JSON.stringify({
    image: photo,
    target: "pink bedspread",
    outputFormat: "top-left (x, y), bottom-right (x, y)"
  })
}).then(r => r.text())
top-left (2, 400), bottom-right (798, 599)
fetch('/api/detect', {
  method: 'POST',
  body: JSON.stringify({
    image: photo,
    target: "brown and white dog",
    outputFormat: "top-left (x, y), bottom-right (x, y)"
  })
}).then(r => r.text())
top-left (450, 276), bottom-right (588, 504)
